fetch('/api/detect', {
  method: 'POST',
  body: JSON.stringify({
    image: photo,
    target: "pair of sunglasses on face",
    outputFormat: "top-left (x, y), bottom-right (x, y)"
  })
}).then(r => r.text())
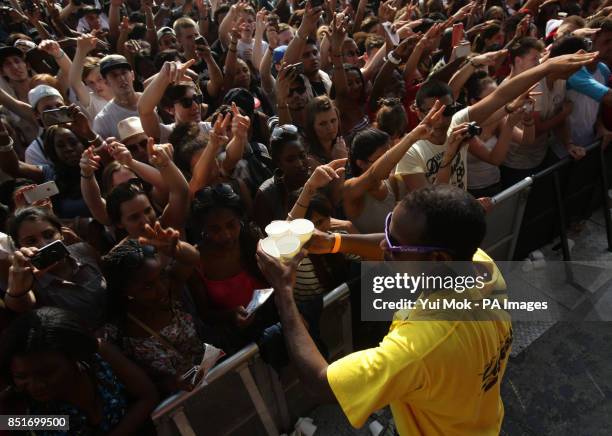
top-left (177, 94), bottom-right (204, 109)
top-left (384, 212), bottom-right (451, 255)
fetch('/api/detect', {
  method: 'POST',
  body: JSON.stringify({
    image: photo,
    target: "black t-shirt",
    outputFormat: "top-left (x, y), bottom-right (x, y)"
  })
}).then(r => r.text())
top-left (310, 80), bottom-right (327, 97)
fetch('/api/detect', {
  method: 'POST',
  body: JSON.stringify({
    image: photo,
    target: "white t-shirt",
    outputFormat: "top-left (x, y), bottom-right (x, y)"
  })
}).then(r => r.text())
top-left (77, 91), bottom-right (109, 121)
top-left (396, 108), bottom-right (469, 190)
top-left (566, 64), bottom-right (610, 147)
top-left (504, 77), bottom-right (565, 169)
top-left (468, 135), bottom-right (500, 189)
top-left (93, 100), bottom-right (139, 140)
top-left (159, 120), bottom-right (212, 143)
top-left (25, 136), bottom-right (52, 167)
top-left (237, 39), bottom-right (268, 64)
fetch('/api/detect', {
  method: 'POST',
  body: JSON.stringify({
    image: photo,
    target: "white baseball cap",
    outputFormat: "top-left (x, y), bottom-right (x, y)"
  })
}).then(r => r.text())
top-left (27, 85), bottom-right (63, 109)
top-left (117, 116), bottom-right (145, 142)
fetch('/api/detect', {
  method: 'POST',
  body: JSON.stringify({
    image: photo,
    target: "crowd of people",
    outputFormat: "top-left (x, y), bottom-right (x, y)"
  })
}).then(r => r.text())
top-left (0, 0), bottom-right (610, 433)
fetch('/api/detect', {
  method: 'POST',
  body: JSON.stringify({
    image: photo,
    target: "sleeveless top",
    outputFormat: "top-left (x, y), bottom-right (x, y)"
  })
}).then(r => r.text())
top-left (467, 136), bottom-right (500, 190)
top-left (201, 269), bottom-right (267, 311)
top-left (351, 178), bottom-right (403, 234)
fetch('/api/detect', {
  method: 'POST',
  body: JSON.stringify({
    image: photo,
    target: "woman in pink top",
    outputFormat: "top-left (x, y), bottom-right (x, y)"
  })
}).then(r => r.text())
top-left (189, 184), bottom-right (277, 353)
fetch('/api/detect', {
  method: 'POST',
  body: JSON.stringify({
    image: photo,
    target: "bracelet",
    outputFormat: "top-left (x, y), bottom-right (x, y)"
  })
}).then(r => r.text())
top-left (330, 233), bottom-right (342, 254)
top-left (0, 135), bottom-right (14, 152)
top-left (54, 50), bottom-right (65, 60)
top-left (468, 58), bottom-right (481, 68)
top-left (387, 51), bottom-right (402, 65)
top-left (80, 173), bottom-right (94, 179)
top-left (6, 290), bottom-right (29, 298)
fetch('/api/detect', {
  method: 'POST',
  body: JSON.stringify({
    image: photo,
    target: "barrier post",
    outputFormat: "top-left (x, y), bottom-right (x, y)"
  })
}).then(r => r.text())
top-left (552, 170), bottom-right (572, 261)
top-left (599, 146), bottom-right (612, 251)
top-left (237, 364), bottom-right (280, 436)
top-left (169, 408), bottom-right (196, 436)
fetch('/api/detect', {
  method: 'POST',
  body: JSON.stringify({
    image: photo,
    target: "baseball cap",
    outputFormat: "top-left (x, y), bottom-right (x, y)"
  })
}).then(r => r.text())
top-left (272, 45), bottom-right (288, 65)
top-left (117, 117), bottom-right (145, 142)
top-left (0, 45), bottom-right (24, 68)
top-left (99, 54), bottom-right (132, 77)
top-left (27, 85), bottom-right (63, 109)
top-left (546, 19), bottom-right (562, 40)
top-left (223, 88), bottom-right (255, 117)
top-left (157, 26), bottom-right (176, 41)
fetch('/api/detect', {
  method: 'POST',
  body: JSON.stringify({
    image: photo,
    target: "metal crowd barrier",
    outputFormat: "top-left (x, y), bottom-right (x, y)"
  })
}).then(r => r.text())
top-left (151, 282), bottom-right (352, 436)
top-left (483, 140), bottom-right (612, 261)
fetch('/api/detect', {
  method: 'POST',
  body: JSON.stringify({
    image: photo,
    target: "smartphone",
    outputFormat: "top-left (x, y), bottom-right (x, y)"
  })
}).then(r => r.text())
top-left (23, 181), bottom-right (59, 204)
top-left (452, 23), bottom-right (464, 48)
top-left (42, 107), bottom-right (72, 127)
top-left (382, 21), bottom-right (400, 47)
top-left (455, 41), bottom-right (471, 58)
top-left (30, 240), bottom-right (69, 270)
top-left (195, 35), bottom-right (207, 46)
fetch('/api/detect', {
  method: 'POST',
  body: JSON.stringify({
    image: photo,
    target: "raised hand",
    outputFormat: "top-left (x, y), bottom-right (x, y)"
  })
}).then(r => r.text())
top-left (138, 221), bottom-right (180, 257)
top-left (147, 139), bottom-right (174, 168)
top-left (276, 62), bottom-right (299, 104)
top-left (305, 158), bottom-right (347, 190)
top-left (567, 144), bottom-right (586, 160)
top-left (330, 12), bottom-right (349, 53)
top-left (230, 103), bottom-right (250, 143)
top-left (38, 39), bottom-right (62, 57)
top-left (66, 104), bottom-right (95, 141)
top-left (160, 59), bottom-right (196, 84)
top-left (108, 141), bottom-right (134, 166)
top-left (299, 1), bottom-right (324, 37)
top-left (119, 16), bottom-right (131, 34)
top-left (543, 51), bottom-right (599, 77)
top-left (76, 33), bottom-right (99, 54)
top-left (210, 112), bottom-right (231, 148)
top-left (413, 100), bottom-right (446, 141)
top-left (256, 240), bottom-right (304, 294)
top-left (471, 49), bottom-right (509, 67)
top-left (255, 8), bottom-right (268, 35)
top-left (7, 247), bottom-right (37, 297)
top-left (378, 0), bottom-right (397, 23)
top-left (446, 123), bottom-right (471, 155)
top-left (80, 146), bottom-right (101, 177)
top-left (124, 39), bottom-right (142, 55)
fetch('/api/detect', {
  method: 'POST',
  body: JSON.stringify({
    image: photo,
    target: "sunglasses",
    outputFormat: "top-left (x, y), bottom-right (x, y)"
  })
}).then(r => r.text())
top-left (178, 94), bottom-right (204, 109)
top-left (125, 138), bottom-right (148, 153)
top-left (288, 86), bottom-right (306, 97)
top-left (384, 213), bottom-right (450, 254)
top-left (271, 124), bottom-right (299, 141)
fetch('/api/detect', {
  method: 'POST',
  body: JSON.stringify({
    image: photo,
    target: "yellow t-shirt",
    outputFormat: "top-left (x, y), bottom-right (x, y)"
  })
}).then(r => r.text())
top-left (327, 249), bottom-right (512, 436)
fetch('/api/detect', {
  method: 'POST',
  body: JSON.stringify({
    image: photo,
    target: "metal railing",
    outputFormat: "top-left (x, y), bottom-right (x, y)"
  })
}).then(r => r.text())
top-left (484, 140), bottom-right (612, 260)
top-left (151, 281), bottom-right (352, 436)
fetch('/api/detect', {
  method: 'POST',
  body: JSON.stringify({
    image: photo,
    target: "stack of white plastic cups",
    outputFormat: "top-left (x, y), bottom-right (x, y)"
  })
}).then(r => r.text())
top-left (261, 219), bottom-right (314, 262)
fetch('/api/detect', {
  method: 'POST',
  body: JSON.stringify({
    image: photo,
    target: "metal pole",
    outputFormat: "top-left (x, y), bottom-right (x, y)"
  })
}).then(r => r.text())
top-left (599, 146), bottom-right (612, 251)
top-left (237, 365), bottom-right (279, 436)
top-left (552, 171), bottom-right (571, 261)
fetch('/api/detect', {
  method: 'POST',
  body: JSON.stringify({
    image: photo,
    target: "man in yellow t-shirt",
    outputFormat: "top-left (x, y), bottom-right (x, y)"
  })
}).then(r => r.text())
top-left (256, 185), bottom-right (512, 435)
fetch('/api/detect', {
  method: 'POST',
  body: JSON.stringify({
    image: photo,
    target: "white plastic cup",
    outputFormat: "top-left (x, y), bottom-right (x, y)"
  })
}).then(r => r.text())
top-left (260, 237), bottom-right (280, 258)
top-left (532, 258), bottom-right (546, 269)
top-left (295, 418), bottom-right (317, 436)
top-left (265, 220), bottom-right (290, 239)
top-left (289, 218), bottom-right (314, 244)
top-left (275, 235), bottom-right (301, 261)
top-left (369, 420), bottom-right (384, 436)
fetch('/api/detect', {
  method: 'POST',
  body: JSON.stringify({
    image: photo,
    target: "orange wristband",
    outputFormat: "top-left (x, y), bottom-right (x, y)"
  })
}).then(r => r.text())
top-left (331, 233), bottom-right (342, 254)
